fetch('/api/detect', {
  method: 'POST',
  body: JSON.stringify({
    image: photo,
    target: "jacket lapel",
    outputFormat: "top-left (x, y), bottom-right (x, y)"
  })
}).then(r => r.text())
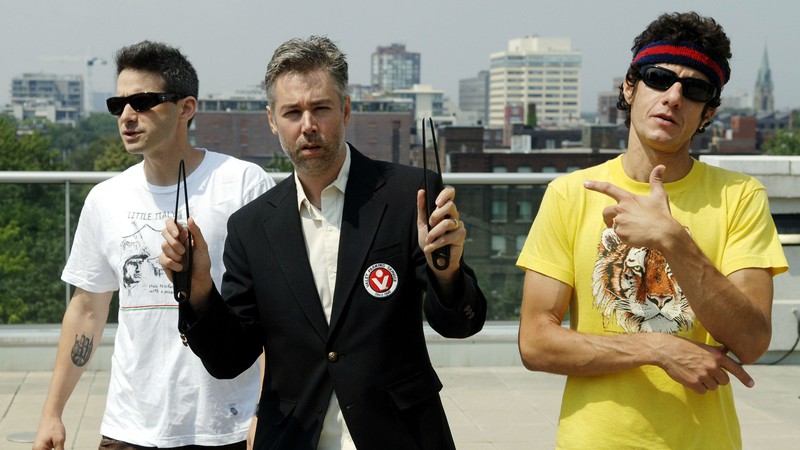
top-left (263, 177), bottom-right (329, 341)
top-left (328, 148), bottom-right (386, 334)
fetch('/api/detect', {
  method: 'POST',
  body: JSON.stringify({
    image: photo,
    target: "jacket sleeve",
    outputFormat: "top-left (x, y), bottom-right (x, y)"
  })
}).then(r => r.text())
top-left (421, 260), bottom-right (487, 339)
top-left (178, 217), bottom-right (264, 379)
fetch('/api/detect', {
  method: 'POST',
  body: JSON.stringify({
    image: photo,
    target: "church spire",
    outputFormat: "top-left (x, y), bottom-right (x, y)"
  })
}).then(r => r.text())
top-left (754, 46), bottom-right (774, 114)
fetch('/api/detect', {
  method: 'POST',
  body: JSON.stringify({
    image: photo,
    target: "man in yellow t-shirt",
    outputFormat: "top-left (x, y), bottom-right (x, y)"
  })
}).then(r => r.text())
top-left (517, 12), bottom-right (788, 449)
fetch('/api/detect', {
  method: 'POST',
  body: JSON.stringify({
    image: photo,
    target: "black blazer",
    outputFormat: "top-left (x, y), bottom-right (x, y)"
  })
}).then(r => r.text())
top-left (180, 146), bottom-right (487, 449)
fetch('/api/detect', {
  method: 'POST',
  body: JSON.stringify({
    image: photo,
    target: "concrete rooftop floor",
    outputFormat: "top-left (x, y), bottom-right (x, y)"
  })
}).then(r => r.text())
top-left (1, 364), bottom-right (799, 449)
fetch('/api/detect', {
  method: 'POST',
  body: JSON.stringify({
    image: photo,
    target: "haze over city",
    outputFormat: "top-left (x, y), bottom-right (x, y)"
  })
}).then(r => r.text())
top-left (2, 0), bottom-right (798, 113)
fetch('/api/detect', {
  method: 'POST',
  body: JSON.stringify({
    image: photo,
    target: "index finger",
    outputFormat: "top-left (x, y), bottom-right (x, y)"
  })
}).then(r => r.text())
top-left (721, 357), bottom-right (754, 388)
top-left (583, 180), bottom-right (630, 202)
top-left (435, 185), bottom-right (456, 207)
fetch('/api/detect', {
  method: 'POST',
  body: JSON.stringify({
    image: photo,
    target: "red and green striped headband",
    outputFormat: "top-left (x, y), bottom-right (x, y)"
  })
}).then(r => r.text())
top-left (632, 40), bottom-right (729, 90)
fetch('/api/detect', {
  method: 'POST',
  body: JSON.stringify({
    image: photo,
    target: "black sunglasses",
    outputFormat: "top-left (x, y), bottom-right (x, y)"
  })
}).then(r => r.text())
top-left (106, 92), bottom-right (188, 116)
top-left (638, 65), bottom-right (718, 103)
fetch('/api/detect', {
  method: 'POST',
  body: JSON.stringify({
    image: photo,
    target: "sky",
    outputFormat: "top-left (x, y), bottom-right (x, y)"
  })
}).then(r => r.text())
top-left (2, 0), bottom-right (799, 114)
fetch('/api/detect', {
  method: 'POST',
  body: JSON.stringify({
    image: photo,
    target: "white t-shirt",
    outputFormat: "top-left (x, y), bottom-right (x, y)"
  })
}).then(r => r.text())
top-left (62, 149), bottom-right (274, 447)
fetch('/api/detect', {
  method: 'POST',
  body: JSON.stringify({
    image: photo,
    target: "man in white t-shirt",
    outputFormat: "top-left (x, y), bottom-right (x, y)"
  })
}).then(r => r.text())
top-left (33, 41), bottom-right (274, 450)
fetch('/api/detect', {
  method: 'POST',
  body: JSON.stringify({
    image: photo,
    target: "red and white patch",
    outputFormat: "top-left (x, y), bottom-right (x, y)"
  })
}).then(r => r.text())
top-left (363, 263), bottom-right (398, 298)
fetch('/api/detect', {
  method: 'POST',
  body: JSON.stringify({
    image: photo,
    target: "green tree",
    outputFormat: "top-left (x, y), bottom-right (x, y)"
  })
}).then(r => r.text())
top-left (0, 116), bottom-right (67, 323)
top-left (762, 113), bottom-right (800, 156)
top-left (0, 221), bottom-right (30, 323)
top-left (46, 113), bottom-right (120, 170)
top-left (264, 151), bottom-right (294, 172)
top-left (93, 136), bottom-right (141, 171)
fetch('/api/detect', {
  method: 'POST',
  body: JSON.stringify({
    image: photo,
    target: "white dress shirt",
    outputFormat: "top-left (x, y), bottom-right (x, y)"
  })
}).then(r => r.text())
top-left (294, 146), bottom-right (356, 450)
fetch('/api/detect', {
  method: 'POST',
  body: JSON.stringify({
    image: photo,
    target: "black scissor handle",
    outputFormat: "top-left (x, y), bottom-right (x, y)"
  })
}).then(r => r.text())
top-left (173, 159), bottom-right (193, 302)
top-left (422, 118), bottom-right (451, 271)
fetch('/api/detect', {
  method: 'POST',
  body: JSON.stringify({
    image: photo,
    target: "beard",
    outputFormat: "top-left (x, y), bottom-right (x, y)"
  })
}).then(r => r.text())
top-left (279, 128), bottom-right (345, 177)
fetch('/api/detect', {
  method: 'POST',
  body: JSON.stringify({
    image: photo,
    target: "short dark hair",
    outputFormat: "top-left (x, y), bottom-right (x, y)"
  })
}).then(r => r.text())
top-left (115, 41), bottom-right (199, 99)
top-left (264, 36), bottom-right (348, 108)
top-left (617, 12), bottom-right (732, 129)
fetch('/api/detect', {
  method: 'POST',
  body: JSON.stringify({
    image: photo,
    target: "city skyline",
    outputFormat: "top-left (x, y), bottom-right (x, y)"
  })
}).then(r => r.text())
top-left (2, 1), bottom-right (799, 114)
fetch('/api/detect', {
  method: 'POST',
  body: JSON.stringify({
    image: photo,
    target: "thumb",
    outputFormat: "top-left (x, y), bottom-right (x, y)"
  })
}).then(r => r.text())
top-left (649, 165), bottom-right (667, 197)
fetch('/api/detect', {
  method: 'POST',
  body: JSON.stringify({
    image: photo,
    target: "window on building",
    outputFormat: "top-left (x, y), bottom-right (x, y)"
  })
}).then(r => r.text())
top-left (492, 200), bottom-right (508, 222)
top-left (516, 235), bottom-right (527, 253)
top-left (542, 166), bottom-right (558, 173)
top-left (491, 235), bottom-right (507, 256)
top-left (517, 201), bottom-right (533, 221)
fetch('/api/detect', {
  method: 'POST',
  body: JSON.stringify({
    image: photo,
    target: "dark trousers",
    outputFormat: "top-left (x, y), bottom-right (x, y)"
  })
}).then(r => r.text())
top-left (99, 436), bottom-right (247, 450)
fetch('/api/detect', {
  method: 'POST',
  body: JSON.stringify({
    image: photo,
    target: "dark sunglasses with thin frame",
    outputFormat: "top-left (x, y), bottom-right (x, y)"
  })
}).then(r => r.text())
top-left (638, 64), bottom-right (718, 103)
top-left (106, 92), bottom-right (187, 116)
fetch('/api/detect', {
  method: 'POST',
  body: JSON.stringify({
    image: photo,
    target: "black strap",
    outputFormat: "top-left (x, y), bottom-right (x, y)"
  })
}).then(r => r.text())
top-left (422, 118), bottom-right (450, 270)
top-left (173, 159), bottom-right (193, 302)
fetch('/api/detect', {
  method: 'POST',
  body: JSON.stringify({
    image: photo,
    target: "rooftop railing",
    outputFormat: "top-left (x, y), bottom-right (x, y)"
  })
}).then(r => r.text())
top-left (1, 170), bottom-right (798, 324)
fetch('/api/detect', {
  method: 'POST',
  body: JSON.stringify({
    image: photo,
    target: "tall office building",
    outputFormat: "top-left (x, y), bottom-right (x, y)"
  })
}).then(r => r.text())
top-left (10, 73), bottom-right (84, 125)
top-left (459, 70), bottom-right (490, 125)
top-left (753, 46), bottom-right (774, 115)
top-left (488, 37), bottom-right (581, 128)
top-left (371, 43), bottom-right (420, 92)
top-left (596, 76), bottom-right (625, 125)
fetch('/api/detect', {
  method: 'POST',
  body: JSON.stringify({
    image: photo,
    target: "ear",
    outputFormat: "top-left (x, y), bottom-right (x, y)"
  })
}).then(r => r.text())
top-left (180, 96), bottom-right (197, 124)
top-left (266, 106), bottom-right (278, 135)
top-left (702, 107), bottom-right (717, 125)
top-left (623, 79), bottom-right (636, 105)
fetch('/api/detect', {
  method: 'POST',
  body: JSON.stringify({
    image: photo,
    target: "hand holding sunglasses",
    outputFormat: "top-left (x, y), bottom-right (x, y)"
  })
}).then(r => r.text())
top-left (422, 118), bottom-right (451, 271)
top-left (106, 92), bottom-right (188, 116)
top-left (638, 64), bottom-right (719, 103)
top-left (173, 159), bottom-right (193, 302)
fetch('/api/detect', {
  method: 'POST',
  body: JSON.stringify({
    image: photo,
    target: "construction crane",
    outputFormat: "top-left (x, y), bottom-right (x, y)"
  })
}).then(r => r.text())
top-left (39, 49), bottom-right (108, 116)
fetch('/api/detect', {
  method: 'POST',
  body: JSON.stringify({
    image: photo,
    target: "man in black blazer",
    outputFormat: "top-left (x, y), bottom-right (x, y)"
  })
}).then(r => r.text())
top-left (160, 35), bottom-right (486, 449)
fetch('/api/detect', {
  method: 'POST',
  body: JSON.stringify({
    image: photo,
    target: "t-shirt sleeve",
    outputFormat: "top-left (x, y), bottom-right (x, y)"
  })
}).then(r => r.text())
top-left (516, 182), bottom-right (576, 286)
top-left (242, 165), bottom-right (275, 204)
top-left (61, 189), bottom-right (119, 292)
top-left (721, 182), bottom-right (788, 277)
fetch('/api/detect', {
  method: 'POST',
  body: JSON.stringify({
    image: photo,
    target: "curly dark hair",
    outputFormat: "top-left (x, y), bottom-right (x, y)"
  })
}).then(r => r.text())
top-left (617, 12), bottom-right (732, 131)
top-left (115, 41), bottom-right (199, 127)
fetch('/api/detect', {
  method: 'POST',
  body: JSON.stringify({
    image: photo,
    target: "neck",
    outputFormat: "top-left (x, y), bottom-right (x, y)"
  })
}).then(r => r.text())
top-left (624, 132), bottom-right (693, 183)
top-left (143, 142), bottom-right (205, 186)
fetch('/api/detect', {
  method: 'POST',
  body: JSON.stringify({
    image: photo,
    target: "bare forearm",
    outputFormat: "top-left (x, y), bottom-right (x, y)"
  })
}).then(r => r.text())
top-left (661, 232), bottom-right (772, 362)
top-left (519, 317), bottom-right (663, 376)
top-left (41, 291), bottom-right (110, 416)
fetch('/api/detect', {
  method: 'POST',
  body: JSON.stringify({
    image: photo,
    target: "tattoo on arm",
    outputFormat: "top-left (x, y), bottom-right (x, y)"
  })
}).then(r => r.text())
top-left (71, 334), bottom-right (93, 367)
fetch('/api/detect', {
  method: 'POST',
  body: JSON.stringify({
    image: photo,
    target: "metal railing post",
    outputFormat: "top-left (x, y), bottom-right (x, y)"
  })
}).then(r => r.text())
top-left (65, 180), bottom-right (71, 308)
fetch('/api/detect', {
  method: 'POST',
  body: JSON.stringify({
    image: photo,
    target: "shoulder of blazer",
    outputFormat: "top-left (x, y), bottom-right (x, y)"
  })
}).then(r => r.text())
top-left (348, 144), bottom-right (424, 194)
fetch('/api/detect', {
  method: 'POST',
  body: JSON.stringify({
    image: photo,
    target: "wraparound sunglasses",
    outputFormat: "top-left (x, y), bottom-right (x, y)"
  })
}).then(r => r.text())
top-left (638, 65), bottom-right (718, 103)
top-left (106, 92), bottom-right (188, 116)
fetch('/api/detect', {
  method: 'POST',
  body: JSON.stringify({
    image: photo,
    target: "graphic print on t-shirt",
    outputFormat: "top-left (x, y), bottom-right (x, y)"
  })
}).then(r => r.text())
top-left (120, 219), bottom-right (173, 301)
top-left (591, 228), bottom-right (694, 334)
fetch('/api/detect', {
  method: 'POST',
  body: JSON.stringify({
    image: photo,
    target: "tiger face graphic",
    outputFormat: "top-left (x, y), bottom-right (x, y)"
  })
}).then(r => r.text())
top-left (591, 228), bottom-right (694, 334)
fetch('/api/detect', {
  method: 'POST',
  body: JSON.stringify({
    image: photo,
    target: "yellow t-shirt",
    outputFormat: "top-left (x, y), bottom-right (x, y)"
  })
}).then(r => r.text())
top-left (517, 155), bottom-right (788, 449)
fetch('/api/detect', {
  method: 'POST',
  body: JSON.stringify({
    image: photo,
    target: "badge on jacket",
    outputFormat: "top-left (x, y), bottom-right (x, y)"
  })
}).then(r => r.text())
top-left (363, 263), bottom-right (398, 298)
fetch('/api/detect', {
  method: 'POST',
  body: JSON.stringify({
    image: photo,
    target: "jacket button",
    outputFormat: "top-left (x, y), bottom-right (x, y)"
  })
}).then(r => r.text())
top-left (327, 351), bottom-right (338, 362)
